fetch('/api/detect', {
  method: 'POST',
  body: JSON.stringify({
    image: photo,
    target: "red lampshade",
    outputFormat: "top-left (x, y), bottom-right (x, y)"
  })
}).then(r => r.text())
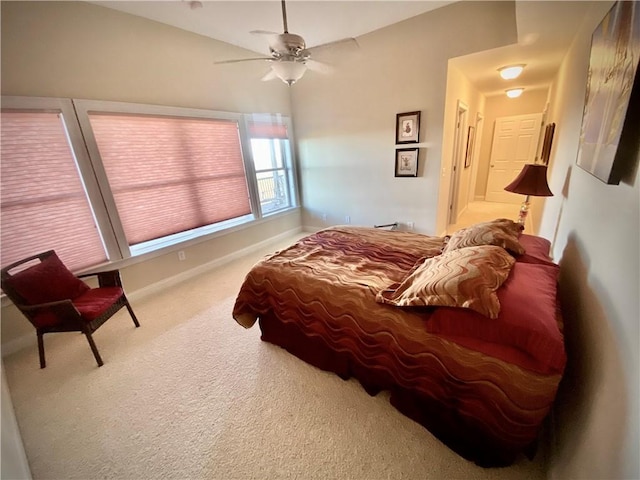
top-left (504, 164), bottom-right (553, 197)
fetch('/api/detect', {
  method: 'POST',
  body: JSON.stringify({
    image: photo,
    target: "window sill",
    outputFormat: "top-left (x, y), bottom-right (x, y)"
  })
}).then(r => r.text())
top-left (80, 206), bottom-right (301, 273)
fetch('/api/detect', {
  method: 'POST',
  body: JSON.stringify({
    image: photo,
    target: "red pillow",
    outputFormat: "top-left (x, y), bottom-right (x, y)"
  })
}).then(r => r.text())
top-left (427, 262), bottom-right (565, 375)
top-left (517, 234), bottom-right (556, 265)
top-left (3, 253), bottom-right (90, 305)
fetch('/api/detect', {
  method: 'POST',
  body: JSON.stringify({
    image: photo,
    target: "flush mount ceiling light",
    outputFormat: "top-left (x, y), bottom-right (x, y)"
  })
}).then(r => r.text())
top-left (506, 88), bottom-right (524, 98)
top-left (498, 65), bottom-right (525, 80)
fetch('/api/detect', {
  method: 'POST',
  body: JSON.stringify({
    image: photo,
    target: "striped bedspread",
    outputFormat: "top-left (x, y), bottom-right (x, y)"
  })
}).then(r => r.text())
top-left (233, 226), bottom-right (564, 466)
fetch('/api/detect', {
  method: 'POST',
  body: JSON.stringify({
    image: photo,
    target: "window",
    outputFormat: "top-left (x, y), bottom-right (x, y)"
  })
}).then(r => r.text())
top-left (248, 119), bottom-right (297, 215)
top-left (0, 100), bottom-right (107, 271)
top-left (1, 97), bottom-right (298, 271)
top-left (86, 112), bottom-right (251, 252)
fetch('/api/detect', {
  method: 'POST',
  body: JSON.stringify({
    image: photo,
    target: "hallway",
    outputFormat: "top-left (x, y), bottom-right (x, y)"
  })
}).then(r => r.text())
top-left (446, 201), bottom-right (532, 235)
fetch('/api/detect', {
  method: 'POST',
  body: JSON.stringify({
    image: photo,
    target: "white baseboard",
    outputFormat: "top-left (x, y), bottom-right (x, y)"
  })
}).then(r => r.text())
top-left (1, 226), bottom-right (303, 358)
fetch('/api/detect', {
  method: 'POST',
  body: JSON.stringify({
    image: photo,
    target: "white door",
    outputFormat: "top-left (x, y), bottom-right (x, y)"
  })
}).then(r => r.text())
top-left (485, 113), bottom-right (543, 204)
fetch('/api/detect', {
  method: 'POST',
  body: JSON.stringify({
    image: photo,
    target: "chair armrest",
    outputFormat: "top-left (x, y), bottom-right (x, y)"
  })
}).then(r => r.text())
top-left (77, 270), bottom-right (123, 288)
top-left (19, 299), bottom-right (80, 318)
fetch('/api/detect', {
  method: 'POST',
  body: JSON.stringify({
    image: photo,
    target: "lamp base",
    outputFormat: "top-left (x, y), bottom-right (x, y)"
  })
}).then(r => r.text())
top-left (517, 198), bottom-right (530, 227)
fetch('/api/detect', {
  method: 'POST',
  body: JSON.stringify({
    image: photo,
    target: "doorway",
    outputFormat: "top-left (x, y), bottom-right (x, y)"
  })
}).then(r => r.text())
top-left (447, 100), bottom-right (468, 225)
top-left (485, 113), bottom-right (543, 203)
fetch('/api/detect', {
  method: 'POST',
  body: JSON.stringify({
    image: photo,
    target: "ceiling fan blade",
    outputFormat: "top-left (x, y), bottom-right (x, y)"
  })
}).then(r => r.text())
top-left (305, 59), bottom-right (334, 75)
top-left (250, 30), bottom-right (279, 36)
top-left (307, 37), bottom-right (359, 55)
top-left (261, 69), bottom-right (278, 82)
top-left (214, 57), bottom-right (272, 65)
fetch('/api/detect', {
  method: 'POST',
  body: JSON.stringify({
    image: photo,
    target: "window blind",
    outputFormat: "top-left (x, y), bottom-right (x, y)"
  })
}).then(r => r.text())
top-left (0, 111), bottom-right (107, 271)
top-left (88, 113), bottom-right (251, 246)
top-left (248, 122), bottom-right (288, 139)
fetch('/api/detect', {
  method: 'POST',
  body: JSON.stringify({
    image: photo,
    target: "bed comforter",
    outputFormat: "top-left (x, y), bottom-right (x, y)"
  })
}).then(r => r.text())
top-left (233, 226), bottom-right (565, 466)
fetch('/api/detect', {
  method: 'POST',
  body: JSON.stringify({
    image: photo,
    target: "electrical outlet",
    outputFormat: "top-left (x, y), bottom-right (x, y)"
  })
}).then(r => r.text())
top-left (178, 251), bottom-right (186, 261)
top-left (345, 215), bottom-right (351, 224)
top-left (407, 222), bottom-right (414, 230)
top-left (322, 213), bottom-right (327, 222)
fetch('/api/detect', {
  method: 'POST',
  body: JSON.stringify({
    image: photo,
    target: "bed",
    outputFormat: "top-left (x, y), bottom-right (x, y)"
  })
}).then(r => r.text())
top-left (232, 221), bottom-right (566, 466)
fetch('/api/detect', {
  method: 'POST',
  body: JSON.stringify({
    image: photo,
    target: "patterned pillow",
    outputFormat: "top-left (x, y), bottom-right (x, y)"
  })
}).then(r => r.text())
top-left (442, 219), bottom-right (525, 255)
top-left (376, 245), bottom-right (515, 318)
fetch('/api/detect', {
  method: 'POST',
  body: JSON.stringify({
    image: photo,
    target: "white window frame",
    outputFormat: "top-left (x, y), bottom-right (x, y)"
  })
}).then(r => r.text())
top-left (2, 96), bottom-right (299, 268)
top-left (244, 113), bottom-right (300, 217)
top-left (0, 96), bottom-right (120, 259)
top-left (73, 99), bottom-right (266, 259)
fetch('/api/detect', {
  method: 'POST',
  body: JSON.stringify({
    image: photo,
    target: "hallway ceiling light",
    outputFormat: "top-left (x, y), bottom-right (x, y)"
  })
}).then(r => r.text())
top-left (498, 65), bottom-right (525, 80)
top-left (506, 88), bottom-right (524, 98)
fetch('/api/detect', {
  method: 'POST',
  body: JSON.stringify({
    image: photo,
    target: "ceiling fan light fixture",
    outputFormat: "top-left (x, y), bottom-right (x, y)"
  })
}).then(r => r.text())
top-left (271, 60), bottom-right (307, 85)
top-left (498, 64), bottom-right (525, 80)
top-left (506, 88), bottom-right (524, 98)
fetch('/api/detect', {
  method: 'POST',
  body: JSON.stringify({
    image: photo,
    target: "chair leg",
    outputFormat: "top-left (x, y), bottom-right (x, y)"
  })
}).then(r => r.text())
top-left (84, 331), bottom-right (104, 367)
top-left (37, 331), bottom-right (46, 369)
top-left (125, 300), bottom-right (140, 328)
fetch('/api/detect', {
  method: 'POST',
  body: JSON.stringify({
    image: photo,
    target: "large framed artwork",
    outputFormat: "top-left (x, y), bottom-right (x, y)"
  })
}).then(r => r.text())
top-left (576, 0), bottom-right (640, 185)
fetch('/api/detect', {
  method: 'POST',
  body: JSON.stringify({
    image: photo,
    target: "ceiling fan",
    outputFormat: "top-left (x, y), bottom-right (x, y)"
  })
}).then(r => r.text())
top-left (214, 0), bottom-right (357, 85)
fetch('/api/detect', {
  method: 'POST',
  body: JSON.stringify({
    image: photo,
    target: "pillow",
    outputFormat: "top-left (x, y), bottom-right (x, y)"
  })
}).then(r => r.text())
top-left (427, 262), bottom-right (565, 374)
top-left (3, 253), bottom-right (90, 305)
top-left (376, 245), bottom-right (515, 319)
top-left (443, 219), bottom-right (525, 255)
top-left (517, 234), bottom-right (556, 265)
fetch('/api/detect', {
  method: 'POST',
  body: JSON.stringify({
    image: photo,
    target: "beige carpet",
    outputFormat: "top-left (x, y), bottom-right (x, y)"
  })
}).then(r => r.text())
top-left (3, 233), bottom-right (548, 480)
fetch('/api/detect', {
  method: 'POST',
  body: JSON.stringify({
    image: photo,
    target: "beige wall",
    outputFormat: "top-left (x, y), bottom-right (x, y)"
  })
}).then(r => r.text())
top-left (0, 1), bottom-right (300, 349)
top-left (0, 1), bottom-right (292, 113)
top-left (539, 2), bottom-right (639, 479)
top-left (291, 1), bottom-right (517, 235)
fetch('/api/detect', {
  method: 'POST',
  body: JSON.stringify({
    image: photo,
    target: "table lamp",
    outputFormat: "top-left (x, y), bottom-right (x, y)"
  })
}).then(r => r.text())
top-left (504, 164), bottom-right (553, 226)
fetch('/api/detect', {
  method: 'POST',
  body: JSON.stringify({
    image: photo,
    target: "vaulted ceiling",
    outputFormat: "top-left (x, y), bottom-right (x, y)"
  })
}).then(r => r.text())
top-left (92, 1), bottom-right (595, 97)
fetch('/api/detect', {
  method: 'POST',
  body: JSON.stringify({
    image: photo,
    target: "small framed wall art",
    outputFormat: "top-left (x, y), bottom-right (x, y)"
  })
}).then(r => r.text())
top-left (395, 148), bottom-right (419, 177)
top-left (396, 111), bottom-right (421, 144)
top-left (464, 125), bottom-right (475, 168)
top-left (540, 123), bottom-right (556, 165)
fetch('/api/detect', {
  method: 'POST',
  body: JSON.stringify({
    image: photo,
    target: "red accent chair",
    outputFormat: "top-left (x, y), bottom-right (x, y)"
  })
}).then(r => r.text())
top-left (1, 251), bottom-right (140, 368)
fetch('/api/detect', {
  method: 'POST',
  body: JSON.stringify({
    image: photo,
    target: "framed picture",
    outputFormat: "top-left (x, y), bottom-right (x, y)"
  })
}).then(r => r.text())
top-left (395, 148), bottom-right (419, 177)
top-left (464, 125), bottom-right (475, 168)
top-left (576, 0), bottom-right (640, 184)
top-left (396, 111), bottom-right (421, 144)
top-left (540, 123), bottom-right (556, 165)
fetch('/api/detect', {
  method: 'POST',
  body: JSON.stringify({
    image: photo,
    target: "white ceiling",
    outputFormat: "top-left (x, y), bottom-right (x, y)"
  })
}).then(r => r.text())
top-left (92, 0), bottom-right (594, 97)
